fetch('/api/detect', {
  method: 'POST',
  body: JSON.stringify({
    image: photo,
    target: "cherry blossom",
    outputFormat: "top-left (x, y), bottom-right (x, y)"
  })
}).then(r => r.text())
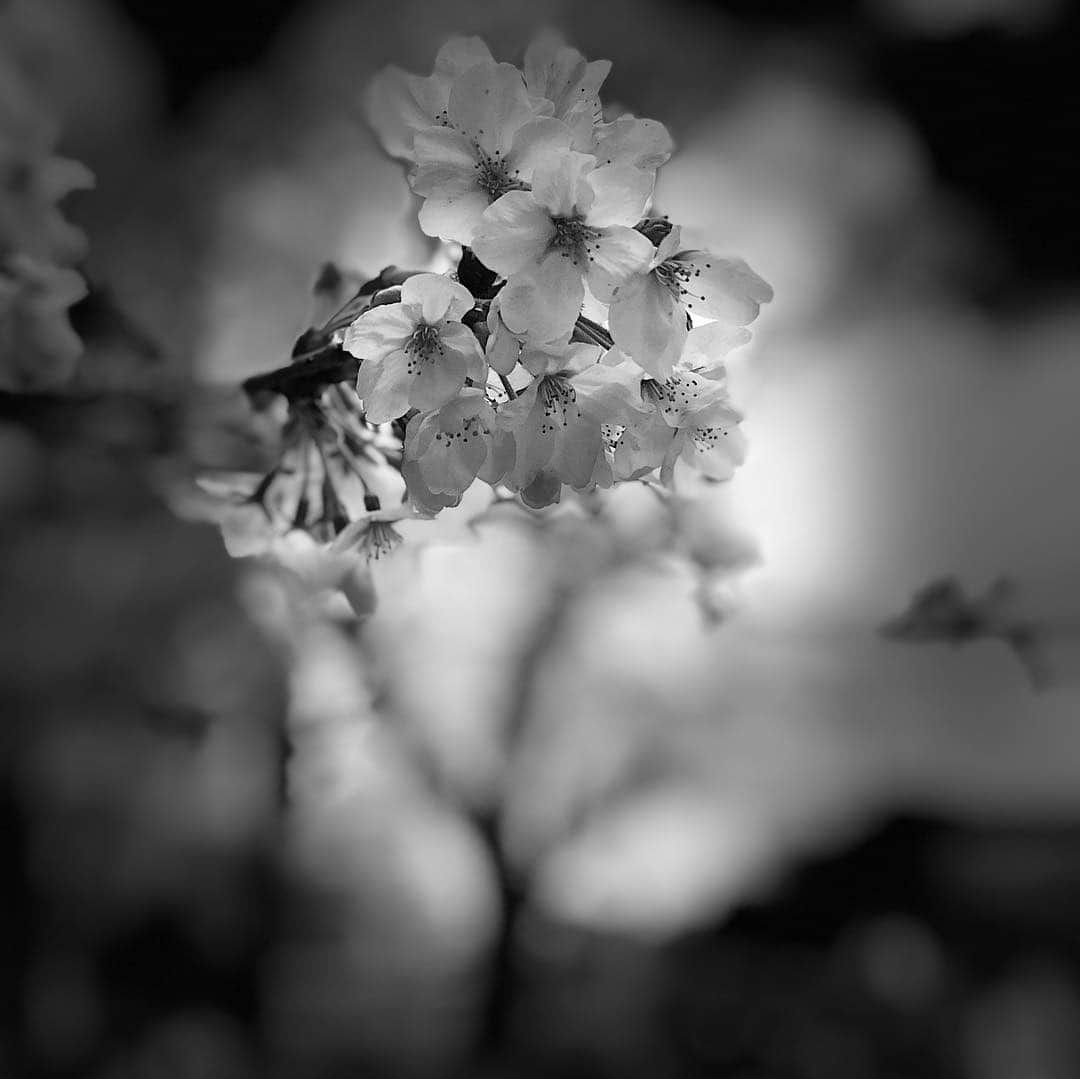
top-left (522, 32), bottom-right (610, 144)
top-left (411, 62), bottom-right (573, 244)
top-left (611, 323), bottom-right (749, 485)
top-left (521, 35), bottom-right (672, 174)
top-left (496, 339), bottom-right (647, 507)
top-left (402, 388), bottom-right (514, 507)
top-left (472, 151), bottom-right (654, 342)
top-left (203, 30), bottom-right (775, 591)
top-left (343, 273), bottom-right (485, 423)
top-left (331, 500), bottom-right (416, 561)
top-left (364, 36), bottom-right (494, 163)
top-left (609, 223), bottom-right (773, 378)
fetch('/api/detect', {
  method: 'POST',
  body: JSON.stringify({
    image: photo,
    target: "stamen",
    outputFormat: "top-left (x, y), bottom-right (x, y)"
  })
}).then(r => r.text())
top-left (549, 214), bottom-right (601, 267)
top-left (536, 375), bottom-right (580, 434)
top-left (473, 147), bottom-right (521, 199)
top-left (354, 519), bottom-right (403, 561)
top-left (655, 255), bottom-right (714, 312)
top-left (405, 323), bottom-right (444, 374)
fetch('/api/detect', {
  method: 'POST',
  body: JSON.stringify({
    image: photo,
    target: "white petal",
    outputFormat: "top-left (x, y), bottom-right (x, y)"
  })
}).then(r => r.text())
top-left (417, 190), bottom-right (492, 244)
top-left (437, 322), bottom-right (487, 380)
top-left (679, 321), bottom-right (752, 368)
top-left (683, 425), bottom-right (748, 481)
top-left (656, 371), bottom-right (741, 430)
top-left (478, 429), bottom-right (515, 484)
top-left (609, 275), bottom-right (684, 380)
top-left (409, 347), bottom-right (467, 412)
top-left (530, 152), bottom-right (596, 218)
top-left (571, 360), bottom-right (649, 420)
top-left (411, 127), bottom-right (480, 196)
top-left (448, 62), bottom-right (536, 156)
top-left (422, 432), bottom-right (486, 494)
top-left (433, 36), bottom-right (495, 78)
top-left (472, 192), bottom-right (554, 277)
top-left (507, 118), bottom-right (575, 184)
top-left (362, 351), bottom-right (414, 423)
top-left (585, 227), bottom-right (654, 302)
top-left (363, 65), bottom-right (430, 160)
top-left (554, 409), bottom-right (604, 489)
top-left (593, 116), bottom-right (674, 172)
top-left (500, 254), bottom-right (585, 343)
top-left (401, 273), bottom-right (475, 323)
top-left (655, 225), bottom-right (682, 264)
top-left (524, 32), bottom-right (610, 120)
top-left (584, 165), bottom-right (654, 228)
top-left (343, 303), bottom-right (416, 359)
top-left (485, 303), bottom-right (522, 376)
top-left (613, 416), bottom-right (672, 481)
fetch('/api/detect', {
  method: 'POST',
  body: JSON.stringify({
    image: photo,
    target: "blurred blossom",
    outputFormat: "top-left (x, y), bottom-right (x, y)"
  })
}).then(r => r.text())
top-left (0, 7), bottom-right (94, 391)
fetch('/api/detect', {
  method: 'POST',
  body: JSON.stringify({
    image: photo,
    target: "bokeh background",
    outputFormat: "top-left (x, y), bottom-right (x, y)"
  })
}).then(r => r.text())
top-left (2, 0), bottom-right (1080, 1076)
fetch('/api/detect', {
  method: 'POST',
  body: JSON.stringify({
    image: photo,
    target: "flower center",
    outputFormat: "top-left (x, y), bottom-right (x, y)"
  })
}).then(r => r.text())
top-left (692, 426), bottom-right (733, 450)
top-left (434, 412), bottom-right (491, 446)
top-left (406, 323), bottom-right (443, 371)
top-left (536, 375), bottom-right (580, 433)
top-left (643, 373), bottom-right (706, 424)
top-left (549, 214), bottom-right (601, 267)
top-left (474, 149), bottom-right (519, 199)
top-left (356, 519), bottom-right (403, 560)
top-left (654, 256), bottom-right (714, 313)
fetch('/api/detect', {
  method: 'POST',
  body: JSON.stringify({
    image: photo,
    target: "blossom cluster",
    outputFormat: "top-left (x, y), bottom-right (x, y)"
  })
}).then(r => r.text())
top-left (0, 35), bottom-right (93, 392)
top-left (200, 32), bottom-right (771, 590)
top-left (354, 33), bottom-right (772, 515)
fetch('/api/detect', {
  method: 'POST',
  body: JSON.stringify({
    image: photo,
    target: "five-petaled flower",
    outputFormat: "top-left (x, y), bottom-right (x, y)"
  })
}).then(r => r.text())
top-left (496, 337), bottom-right (648, 507)
top-left (610, 322), bottom-right (750, 486)
top-left (331, 500), bottom-right (416, 561)
top-left (472, 151), bottom-right (655, 343)
top-left (609, 223), bottom-right (774, 379)
top-left (402, 388), bottom-right (514, 511)
top-left (411, 62), bottom-right (574, 245)
top-left (363, 36), bottom-right (495, 163)
top-left (343, 273), bottom-right (486, 423)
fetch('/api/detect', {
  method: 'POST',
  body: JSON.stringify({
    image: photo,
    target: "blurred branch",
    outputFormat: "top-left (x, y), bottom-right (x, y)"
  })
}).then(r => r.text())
top-left (880, 576), bottom-right (1052, 690)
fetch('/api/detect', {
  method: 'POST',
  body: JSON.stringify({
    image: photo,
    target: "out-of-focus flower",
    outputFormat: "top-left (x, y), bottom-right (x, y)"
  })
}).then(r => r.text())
top-left (402, 389), bottom-right (514, 508)
top-left (331, 500), bottom-right (416, 562)
top-left (591, 115), bottom-right (674, 172)
top-left (521, 33), bottom-right (673, 173)
top-left (0, 254), bottom-right (87, 391)
top-left (522, 31), bottom-right (610, 142)
top-left (204, 480), bottom-right (378, 617)
top-left (343, 273), bottom-right (485, 422)
top-left (363, 36), bottom-right (495, 163)
top-left (612, 323), bottom-right (748, 485)
top-left (411, 62), bottom-right (573, 244)
top-left (610, 222), bottom-right (772, 378)
top-left (0, 141), bottom-right (93, 267)
top-left (0, 32), bottom-right (93, 392)
top-left (472, 151), bottom-right (654, 341)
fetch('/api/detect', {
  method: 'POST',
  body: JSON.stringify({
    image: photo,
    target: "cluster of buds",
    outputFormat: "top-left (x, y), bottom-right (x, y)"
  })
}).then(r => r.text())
top-left (206, 32), bottom-right (772, 585)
